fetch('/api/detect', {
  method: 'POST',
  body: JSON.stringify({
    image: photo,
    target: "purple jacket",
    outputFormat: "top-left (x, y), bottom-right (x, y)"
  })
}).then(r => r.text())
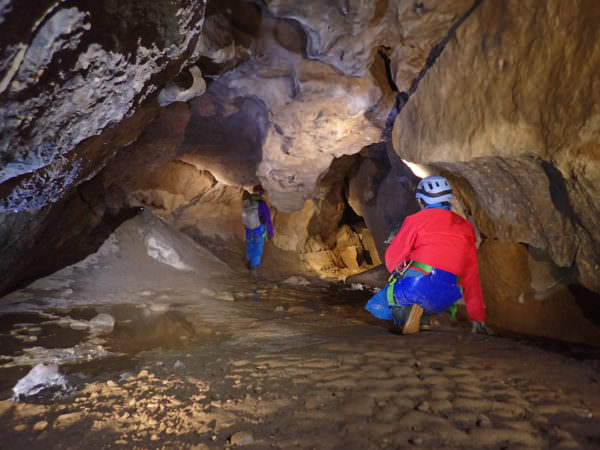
top-left (258, 200), bottom-right (274, 238)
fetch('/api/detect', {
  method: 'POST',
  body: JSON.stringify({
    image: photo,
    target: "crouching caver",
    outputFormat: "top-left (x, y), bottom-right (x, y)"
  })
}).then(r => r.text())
top-left (365, 175), bottom-right (487, 334)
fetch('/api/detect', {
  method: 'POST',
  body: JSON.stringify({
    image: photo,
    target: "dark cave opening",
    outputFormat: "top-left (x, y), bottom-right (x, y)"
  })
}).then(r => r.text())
top-left (338, 185), bottom-right (374, 267)
top-left (338, 198), bottom-right (363, 229)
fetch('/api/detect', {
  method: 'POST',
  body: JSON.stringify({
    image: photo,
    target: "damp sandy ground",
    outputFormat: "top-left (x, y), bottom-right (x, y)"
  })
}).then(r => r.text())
top-left (0, 212), bottom-right (599, 449)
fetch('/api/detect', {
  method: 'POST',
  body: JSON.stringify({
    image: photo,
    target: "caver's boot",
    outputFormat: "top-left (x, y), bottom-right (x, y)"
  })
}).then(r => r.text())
top-left (419, 312), bottom-right (433, 331)
top-left (390, 304), bottom-right (423, 335)
top-left (390, 306), bottom-right (409, 335)
top-left (401, 304), bottom-right (424, 335)
top-left (391, 305), bottom-right (409, 330)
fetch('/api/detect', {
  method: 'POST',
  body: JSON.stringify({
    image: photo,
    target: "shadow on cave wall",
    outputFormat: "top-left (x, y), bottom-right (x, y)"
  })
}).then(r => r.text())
top-left (571, 285), bottom-right (600, 329)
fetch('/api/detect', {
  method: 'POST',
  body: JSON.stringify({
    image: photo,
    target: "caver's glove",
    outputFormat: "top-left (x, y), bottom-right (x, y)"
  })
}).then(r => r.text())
top-left (471, 321), bottom-right (490, 335)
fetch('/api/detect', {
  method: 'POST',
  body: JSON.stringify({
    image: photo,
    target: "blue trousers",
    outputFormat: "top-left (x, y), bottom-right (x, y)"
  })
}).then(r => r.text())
top-left (393, 268), bottom-right (462, 313)
top-left (245, 224), bottom-right (265, 268)
top-left (365, 268), bottom-right (462, 320)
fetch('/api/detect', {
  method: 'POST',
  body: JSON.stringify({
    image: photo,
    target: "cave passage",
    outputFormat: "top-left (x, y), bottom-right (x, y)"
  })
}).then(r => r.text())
top-left (2, 0), bottom-right (600, 446)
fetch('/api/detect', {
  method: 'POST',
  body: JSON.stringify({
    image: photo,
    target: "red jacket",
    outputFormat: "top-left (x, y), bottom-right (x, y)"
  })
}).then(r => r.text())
top-left (385, 208), bottom-right (485, 322)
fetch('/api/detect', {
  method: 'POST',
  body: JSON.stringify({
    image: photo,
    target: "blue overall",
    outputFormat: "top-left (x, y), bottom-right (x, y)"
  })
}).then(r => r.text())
top-left (245, 224), bottom-right (266, 268)
top-left (365, 266), bottom-right (462, 321)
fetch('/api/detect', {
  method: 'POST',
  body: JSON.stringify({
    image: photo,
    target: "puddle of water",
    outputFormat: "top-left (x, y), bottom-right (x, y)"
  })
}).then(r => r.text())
top-left (0, 313), bottom-right (89, 357)
top-left (0, 281), bottom-right (376, 401)
top-left (0, 304), bottom-right (231, 400)
top-left (107, 309), bottom-right (209, 353)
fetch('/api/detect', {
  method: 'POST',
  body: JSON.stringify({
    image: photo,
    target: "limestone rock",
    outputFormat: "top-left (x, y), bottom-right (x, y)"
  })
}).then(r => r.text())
top-left (478, 239), bottom-right (600, 345)
top-left (0, 0), bottom-right (207, 295)
top-left (263, 0), bottom-right (474, 84)
top-left (0, 0), bottom-right (206, 210)
top-left (215, 53), bottom-right (388, 211)
top-left (392, 0), bottom-right (600, 292)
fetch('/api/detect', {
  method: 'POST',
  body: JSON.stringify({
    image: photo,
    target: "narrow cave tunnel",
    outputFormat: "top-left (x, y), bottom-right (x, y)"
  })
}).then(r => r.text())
top-left (1, 0), bottom-right (600, 447)
top-left (338, 200), bottom-right (374, 268)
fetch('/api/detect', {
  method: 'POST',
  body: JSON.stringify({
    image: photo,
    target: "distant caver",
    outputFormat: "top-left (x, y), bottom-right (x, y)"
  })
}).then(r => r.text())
top-left (242, 184), bottom-right (274, 276)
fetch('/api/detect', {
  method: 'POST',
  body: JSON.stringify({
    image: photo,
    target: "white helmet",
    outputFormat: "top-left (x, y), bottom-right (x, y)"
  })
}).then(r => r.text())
top-left (416, 175), bottom-right (453, 204)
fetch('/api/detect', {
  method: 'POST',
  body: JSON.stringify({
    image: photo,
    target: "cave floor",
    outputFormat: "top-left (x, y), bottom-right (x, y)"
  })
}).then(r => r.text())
top-left (0, 213), bottom-right (599, 449)
top-left (1, 280), bottom-right (600, 449)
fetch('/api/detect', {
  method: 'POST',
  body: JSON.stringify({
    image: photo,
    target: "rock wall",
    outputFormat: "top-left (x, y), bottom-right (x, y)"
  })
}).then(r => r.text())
top-left (479, 239), bottom-right (600, 343)
top-left (0, 0), bottom-right (207, 294)
top-left (262, 0), bottom-right (474, 84)
top-left (392, 0), bottom-right (600, 295)
top-left (0, 0), bottom-right (206, 210)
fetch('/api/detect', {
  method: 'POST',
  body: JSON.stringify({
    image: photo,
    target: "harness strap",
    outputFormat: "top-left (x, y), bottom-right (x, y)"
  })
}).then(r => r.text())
top-left (411, 260), bottom-right (460, 284)
top-left (448, 302), bottom-right (458, 320)
top-left (410, 260), bottom-right (433, 273)
top-left (386, 261), bottom-right (411, 306)
top-left (386, 275), bottom-right (398, 306)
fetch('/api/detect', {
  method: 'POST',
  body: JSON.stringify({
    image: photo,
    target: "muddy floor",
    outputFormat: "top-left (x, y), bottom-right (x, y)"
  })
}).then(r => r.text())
top-left (1, 213), bottom-right (599, 449)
